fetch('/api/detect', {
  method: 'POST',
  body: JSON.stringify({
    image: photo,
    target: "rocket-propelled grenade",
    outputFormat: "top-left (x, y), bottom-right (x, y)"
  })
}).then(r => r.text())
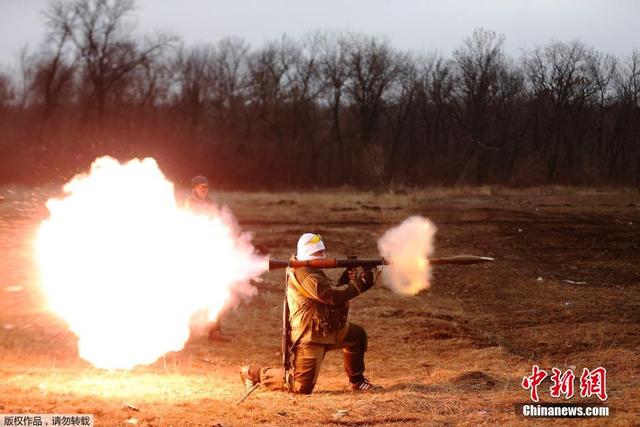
top-left (268, 255), bottom-right (493, 271)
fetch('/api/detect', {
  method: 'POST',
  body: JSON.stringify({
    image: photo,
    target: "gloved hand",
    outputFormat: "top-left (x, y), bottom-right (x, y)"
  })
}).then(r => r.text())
top-left (358, 267), bottom-right (375, 291)
top-left (338, 268), bottom-right (358, 285)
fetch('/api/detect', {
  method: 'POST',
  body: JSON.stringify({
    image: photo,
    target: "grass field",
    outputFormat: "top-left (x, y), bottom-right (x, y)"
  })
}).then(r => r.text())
top-left (1, 186), bottom-right (639, 426)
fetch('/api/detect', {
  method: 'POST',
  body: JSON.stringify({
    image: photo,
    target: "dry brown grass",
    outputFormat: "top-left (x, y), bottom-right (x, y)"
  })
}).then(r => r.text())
top-left (1, 186), bottom-right (638, 426)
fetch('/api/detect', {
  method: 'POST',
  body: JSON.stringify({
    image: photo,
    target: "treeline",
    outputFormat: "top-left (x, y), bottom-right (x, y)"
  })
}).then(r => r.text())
top-left (0, 0), bottom-right (639, 188)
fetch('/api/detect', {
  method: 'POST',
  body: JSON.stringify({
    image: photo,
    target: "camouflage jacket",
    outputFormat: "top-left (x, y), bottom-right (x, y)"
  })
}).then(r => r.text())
top-left (287, 266), bottom-right (368, 345)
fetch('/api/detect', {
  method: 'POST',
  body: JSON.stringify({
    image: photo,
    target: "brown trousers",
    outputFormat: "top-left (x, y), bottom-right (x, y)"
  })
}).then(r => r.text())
top-left (260, 322), bottom-right (367, 394)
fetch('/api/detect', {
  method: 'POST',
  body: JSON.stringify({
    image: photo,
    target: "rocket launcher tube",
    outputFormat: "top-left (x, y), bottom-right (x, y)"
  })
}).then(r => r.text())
top-left (267, 255), bottom-right (493, 271)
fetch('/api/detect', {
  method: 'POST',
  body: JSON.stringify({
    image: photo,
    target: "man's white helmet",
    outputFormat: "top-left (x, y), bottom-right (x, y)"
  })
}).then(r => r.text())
top-left (296, 233), bottom-right (326, 260)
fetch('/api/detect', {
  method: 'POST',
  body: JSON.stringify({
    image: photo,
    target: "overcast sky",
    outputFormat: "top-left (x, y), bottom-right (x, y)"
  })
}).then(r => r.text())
top-left (1, 0), bottom-right (638, 66)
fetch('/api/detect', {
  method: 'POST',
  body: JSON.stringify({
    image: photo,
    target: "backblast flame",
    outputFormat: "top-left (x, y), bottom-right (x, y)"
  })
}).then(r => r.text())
top-left (377, 216), bottom-right (437, 295)
top-left (35, 156), bottom-right (267, 369)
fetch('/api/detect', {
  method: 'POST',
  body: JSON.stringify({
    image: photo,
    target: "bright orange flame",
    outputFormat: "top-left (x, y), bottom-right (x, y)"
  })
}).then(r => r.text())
top-left (35, 157), bottom-right (267, 369)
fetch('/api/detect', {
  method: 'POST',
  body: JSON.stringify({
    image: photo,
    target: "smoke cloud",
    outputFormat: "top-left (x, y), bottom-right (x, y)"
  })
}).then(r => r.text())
top-left (377, 216), bottom-right (437, 295)
top-left (35, 156), bottom-right (267, 369)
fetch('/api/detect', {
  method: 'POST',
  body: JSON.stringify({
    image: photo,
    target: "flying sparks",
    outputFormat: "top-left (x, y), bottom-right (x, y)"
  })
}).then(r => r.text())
top-left (377, 216), bottom-right (437, 295)
top-left (35, 156), bottom-right (267, 369)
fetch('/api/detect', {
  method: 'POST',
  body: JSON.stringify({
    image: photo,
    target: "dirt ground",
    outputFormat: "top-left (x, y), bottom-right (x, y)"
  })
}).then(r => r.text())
top-left (0, 186), bottom-right (638, 426)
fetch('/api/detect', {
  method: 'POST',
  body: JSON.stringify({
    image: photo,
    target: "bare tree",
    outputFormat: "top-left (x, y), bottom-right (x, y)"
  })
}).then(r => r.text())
top-left (171, 44), bottom-right (215, 132)
top-left (345, 35), bottom-right (398, 143)
top-left (523, 41), bottom-right (599, 181)
top-left (381, 51), bottom-right (418, 184)
top-left (318, 33), bottom-right (349, 184)
top-left (35, 0), bottom-right (76, 124)
top-left (0, 72), bottom-right (14, 110)
top-left (610, 50), bottom-right (640, 182)
top-left (0, 71), bottom-right (16, 183)
top-left (246, 36), bottom-right (300, 184)
top-left (14, 48), bottom-right (38, 108)
top-left (344, 34), bottom-right (399, 184)
top-left (281, 34), bottom-right (326, 183)
top-left (413, 55), bottom-right (456, 182)
top-left (46, 0), bottom-right (173, 120)
top-left (3, 10), bottom-right (640, 188)
top-left (453, 29), bottom-right (506, 183)
top-left (126, 51), bottom-right (172, 110)
top-left (493, 60), bottom-right (526, 180)
top-left (585, 51), bottom-right (617, 175)
top-left (209, 37), bottom-right (250, 138)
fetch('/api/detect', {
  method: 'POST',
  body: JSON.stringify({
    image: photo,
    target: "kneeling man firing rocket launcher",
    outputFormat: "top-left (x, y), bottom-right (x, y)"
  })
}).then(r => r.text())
top-left (238, 216), bottom-right (493, 402)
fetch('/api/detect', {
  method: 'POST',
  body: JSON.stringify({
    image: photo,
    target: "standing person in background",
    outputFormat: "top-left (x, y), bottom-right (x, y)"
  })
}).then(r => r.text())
top-left (184, 175), bottom-right (229, 342)
top-left (184, 175), bottom-right (218, 215)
